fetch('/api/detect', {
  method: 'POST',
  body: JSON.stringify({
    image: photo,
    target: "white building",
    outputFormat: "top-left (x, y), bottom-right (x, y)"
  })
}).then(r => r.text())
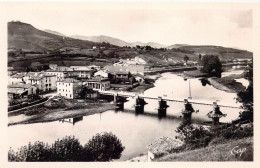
top-left (57, 78), bottom-right (83, 99)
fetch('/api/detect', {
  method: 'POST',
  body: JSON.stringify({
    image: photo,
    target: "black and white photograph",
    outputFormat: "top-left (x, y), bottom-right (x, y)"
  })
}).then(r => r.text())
top-left (0, 1), bottom-right (259, 166)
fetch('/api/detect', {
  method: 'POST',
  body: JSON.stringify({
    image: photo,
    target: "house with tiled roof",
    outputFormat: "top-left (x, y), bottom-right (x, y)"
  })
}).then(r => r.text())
top-left (146, 137), bottom-right (183, 162)
top-left (26, 72), bottom-right (56, 92)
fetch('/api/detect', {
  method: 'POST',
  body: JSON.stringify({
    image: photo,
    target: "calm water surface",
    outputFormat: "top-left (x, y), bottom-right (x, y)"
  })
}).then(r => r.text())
top-left (8, 70), bottom-right (244, 161)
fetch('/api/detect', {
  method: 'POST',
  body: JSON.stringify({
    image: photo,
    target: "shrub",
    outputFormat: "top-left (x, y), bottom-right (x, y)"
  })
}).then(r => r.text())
top-left (175, 124), bottom-right (213, 150)
top-left (84, 132), bottom-right (125, 161)
top-left (211, 124), bottom-right (253, 140)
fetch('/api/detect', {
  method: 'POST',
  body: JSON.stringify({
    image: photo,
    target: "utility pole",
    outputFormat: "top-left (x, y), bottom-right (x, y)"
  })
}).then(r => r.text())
top-left (188, 79), bottom-right (192, 99)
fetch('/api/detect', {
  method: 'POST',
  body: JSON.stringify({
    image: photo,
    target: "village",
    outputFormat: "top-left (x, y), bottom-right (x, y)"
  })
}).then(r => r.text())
top-left (7, 56), bottom-right (150, 109)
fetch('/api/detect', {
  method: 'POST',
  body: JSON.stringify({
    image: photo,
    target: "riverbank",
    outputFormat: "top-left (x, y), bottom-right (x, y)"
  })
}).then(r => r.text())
top-left (156, 137), bottom-right (253, 161)
top-left (208, 73), bottom-right (246, 93)
top-left (184, 69), bottom-right (246, 93)
top-left (8, 98), bottom-right (116, 126)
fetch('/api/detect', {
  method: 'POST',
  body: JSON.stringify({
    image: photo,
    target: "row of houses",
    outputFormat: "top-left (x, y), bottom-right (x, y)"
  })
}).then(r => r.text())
top-left (8, 63), bottom-right (146, 100)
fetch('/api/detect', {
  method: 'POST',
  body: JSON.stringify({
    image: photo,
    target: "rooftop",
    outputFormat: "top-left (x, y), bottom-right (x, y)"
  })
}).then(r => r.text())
top-left (146, 137), bottom-right (183, 154)
top-left (87, 77), bottom-right (110, 82)
top-left (8, 83), bottom-right (34, 89)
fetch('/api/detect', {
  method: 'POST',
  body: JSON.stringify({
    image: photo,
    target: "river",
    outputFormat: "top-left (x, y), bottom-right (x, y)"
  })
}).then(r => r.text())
top-left (8, 69), bottom-right (245, 161)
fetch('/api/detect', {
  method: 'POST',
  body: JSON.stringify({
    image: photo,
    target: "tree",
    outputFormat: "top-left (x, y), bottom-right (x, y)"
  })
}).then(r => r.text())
top-left (84, 132), bottom-right (125, 161)
top-left (50, 136), bottom-right (84, 161)
top-left (183, 55), bottom-right (189, 65)
top-left (175, 124), bottom-right (212, 150)
top-left (236, 65), bottom-right (253, 123)
top-left (200, 55), bottom-right (222, 77)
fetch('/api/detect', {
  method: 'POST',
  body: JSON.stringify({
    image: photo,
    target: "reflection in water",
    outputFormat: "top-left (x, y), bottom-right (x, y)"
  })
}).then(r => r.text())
top-left (59, 116), bottom-right (83, 125)
top-left (200, 78), bottom-right (211, 86)
top-left (8, 71), bottom-right (244, 161)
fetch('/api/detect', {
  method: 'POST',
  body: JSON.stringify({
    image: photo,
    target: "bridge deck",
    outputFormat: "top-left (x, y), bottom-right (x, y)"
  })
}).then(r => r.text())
top-left (99, 91), bottom-right (242, 109)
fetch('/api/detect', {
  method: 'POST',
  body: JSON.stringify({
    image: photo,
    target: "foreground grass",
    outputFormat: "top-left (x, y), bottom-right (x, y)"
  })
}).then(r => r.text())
top-left (156, 137), bottom-right (253, 161)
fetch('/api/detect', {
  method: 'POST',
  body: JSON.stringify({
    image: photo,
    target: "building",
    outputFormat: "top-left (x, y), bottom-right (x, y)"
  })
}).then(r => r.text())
top-left (8, 72), bottom-right (27, 85)
top-left (94, 70), bottom-right (109, 78)
top-left (85, 77), bottom-right (110, 91)
top-left (66, 69), bottom-right (93, 79)
top-left (8, 83), bottom-right (37, 99)
top-left (146, 137), bottom-right (183, 162)
top-left (57, 78), bottom-right (83, 99)
top-left (88, 65), bottom-right (101, 71)
top-left (110, 71), bottom-right (133, 84)
top-left (46, 70), bottom-right (67, 81)
top-left (104, 65), bottom-right (144, 75)
top-left (26, 73), bottom-right (56, 92)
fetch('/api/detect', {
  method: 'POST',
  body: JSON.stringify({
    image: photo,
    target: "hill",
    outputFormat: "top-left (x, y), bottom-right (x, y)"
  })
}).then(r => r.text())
top-left (178, 45), bottom-right (253, 60)
top-left (43, 29), bottom-right (66, 37)
top-left (70, 35), bottom-right (167, 48)
top-left (8, 21), bottom-right (114, 52)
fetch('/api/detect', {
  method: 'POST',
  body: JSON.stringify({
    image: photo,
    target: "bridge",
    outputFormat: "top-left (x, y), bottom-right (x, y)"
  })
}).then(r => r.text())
top-left (98, 90), bottom-right (242, 125)
top-left (98, 90), bottom-right (242, 109)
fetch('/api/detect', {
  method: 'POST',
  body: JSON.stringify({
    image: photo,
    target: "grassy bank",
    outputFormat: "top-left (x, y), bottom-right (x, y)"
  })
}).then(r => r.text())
top-left (209, 73), bottom-right (246, 93)
top-left (156, 137), bottom-right (253, 161)
top-left (8, 97), bottom-right (116, 126)
top-left (129, 83), bottom-right (154, 93)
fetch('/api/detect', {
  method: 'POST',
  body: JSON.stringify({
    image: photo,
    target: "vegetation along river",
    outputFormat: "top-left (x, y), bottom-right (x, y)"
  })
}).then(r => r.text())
top-left (8, 69), bottom-right (246, 161)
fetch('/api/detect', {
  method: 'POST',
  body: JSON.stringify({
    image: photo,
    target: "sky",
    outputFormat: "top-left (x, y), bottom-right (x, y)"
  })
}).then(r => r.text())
top-left (2, 2), bottom-right (253, 51)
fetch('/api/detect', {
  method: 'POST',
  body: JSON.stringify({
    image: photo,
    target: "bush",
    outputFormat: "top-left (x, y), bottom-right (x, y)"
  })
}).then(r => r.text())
top-left (84, 132), bottom-right (125, 161)
top-left (175, 124), bottom-right (212, 150)
top-left (211, 124), bottom-right (253, 140)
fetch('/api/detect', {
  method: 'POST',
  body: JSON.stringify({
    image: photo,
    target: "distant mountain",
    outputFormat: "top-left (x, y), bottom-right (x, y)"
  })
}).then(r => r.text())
top-left (70, 35), bottom-right (167, 48)
top-left (43, 29), bottom-right (66, 37)
top-left (167, 44), bottom-right (189, 49)
top-left (70, 35), bottom-right (129, 47)
top-left (8, 21), bottom-right (114, 52)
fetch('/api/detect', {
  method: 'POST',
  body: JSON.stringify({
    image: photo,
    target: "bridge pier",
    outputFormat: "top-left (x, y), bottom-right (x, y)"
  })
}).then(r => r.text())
top-left (135, 96), bottom-right (147, 114)
top-left (113, 93), bottom-right (126, 111)
top-left (157, 97), bottom-right (169, 118)
top-left (181, 99), bottom-right (195, 124)
top-left (207, 102), bottom-right (226, 126)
